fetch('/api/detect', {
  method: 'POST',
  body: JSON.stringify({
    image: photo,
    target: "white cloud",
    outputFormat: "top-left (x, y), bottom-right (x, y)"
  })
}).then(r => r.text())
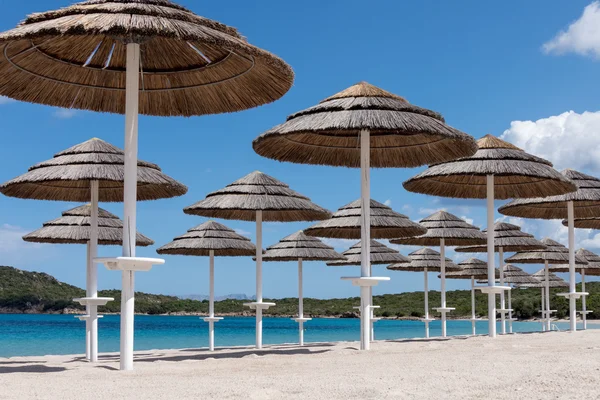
top-left (418, 207), bottom-right (445, 216)
top-left (234, 228), bottom-right (251, 237)
top-left (53, 108), bottom-right (78, 119)
top-left (322, 238), bottom-right (355, 251)
top-left (460, 216), bottom-right (474, 226)
top-left (0, 96), bottom-right (15, 105)
top-left (501, 110), bottom-right (600, 173)
top-left (543, 1), bottom-right (600, 59)
top-left (384, 199), bottom-right (392, 207)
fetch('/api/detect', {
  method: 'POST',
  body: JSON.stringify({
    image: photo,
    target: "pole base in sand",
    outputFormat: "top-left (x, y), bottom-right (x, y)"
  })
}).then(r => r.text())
top-left (476, 286), bottom-right (511, 295)
top-left (243, 302), bottom-right (276, 310)
top-left (95, 257), bottom-right (165, 272)
top-left (557, 292), bottom-right (588, 300)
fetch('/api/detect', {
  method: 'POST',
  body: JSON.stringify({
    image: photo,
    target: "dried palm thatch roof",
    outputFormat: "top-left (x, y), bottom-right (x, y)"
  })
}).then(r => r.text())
top-left (183, 171), bottom-right (331, 222)
top-left (253, 81), bottom-right (478, 168)
top-left (0, 0), bottom-right (293, 117)
top-left (499, 169), bottom-right (600, 219)
top-left (23, 204), bottom-right (153, 245)
top-left (505, 238), bottom-right (587, 265)
top-left (562, 217), bottom-right (600, 229)
top-left (501, 264), bottom-right (540, 285)
top-left (156, 220), bottom-right (255, 257)
top-left (0, 138), bottom-right (187, 202)
top-left (326, 240), bottom-right (409, 266)
top-left (260, 231), bottom-right (344, 262)
top-left (303, 199), bottom-right (426, 239)
top-left (521, 269), bottom-right (569, 288)
top-left (549, 248), bottom-right (600, 274)
top-left (387, 247), bottom-right (460, 272)
top-left (390, 211), bottom-right (486, 246)
top-left (454, 222), bottom-right (546, 253)
top-left (403, 135), bottom-right (576, 199)
top-left (444, 258), bottom-right (491, 280)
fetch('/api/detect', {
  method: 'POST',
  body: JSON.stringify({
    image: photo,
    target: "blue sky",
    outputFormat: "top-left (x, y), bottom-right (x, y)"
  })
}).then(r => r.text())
top-left (1, 0), bottom-right (600, 300)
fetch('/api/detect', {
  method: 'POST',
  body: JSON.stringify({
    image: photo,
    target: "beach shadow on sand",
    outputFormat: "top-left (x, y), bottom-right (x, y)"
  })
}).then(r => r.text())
top-left (0, 364), bottom-right (67, 374)
top-left (180, 342), bottom-right (337, 353)
top-left (134, 347), bottom-right (332, 363)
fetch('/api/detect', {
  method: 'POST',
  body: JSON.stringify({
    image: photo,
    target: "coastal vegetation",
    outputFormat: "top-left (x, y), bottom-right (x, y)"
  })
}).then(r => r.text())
top-left (1, 266), bottom-right (596, 319)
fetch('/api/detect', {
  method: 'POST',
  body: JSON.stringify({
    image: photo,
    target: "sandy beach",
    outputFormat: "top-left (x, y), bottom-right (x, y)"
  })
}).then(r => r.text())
top-left (1, 330), bottom-right (599, 400)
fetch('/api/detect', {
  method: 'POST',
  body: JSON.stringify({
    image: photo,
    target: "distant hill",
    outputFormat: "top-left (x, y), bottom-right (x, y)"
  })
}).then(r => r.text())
top-left (180, 294), bottom-right (255, 301)
top-left (1, 266), bottom-right (598, 319)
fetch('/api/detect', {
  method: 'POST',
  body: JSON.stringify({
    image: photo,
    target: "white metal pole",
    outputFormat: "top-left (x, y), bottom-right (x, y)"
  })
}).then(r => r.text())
top-left (360, 129), bottom-right (371, 350)
top-left (256, 210), bottom-right (263, 349)
top-left (508, 288), bottom-right (513, 333)
top-left (440, 238), bottom-right (447, 338)
top-left (582, 270), bottom-right (587, 330)
top-left (209, 250), bottom-right (215, 351)
top-left (424, 268), bottom-right (430, 338)
top-left (85, 241), bottom-right (91, 361)
top-left (298, 258), bottom-right (304, 346)
top-left (545, 261), bottom-right (551, 331)
top-left (499, 247), bottom-right (506, 335)
top-left (89, 180), bottom-right (99, 362)
top-left (120, 42), bottom-right (140, 371)
top-left (567, 201), bottom-right (576, 332)
top-left (471, 276), bottom-right (476, 336)
top-left (486, 175), bottom-right (496, 338)
top-left (541, 287), bottom-right (545, 332)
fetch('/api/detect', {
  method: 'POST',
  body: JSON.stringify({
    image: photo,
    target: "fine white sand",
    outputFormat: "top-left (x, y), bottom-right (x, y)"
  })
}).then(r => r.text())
top-left (2, 330), bottom-right (600, 400)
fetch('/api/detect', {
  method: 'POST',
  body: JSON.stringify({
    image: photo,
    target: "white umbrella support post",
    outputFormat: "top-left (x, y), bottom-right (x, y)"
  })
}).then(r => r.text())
top-left (486, 175), bottom-right (497, 338)
top-left (545, 262), bottom-right (551, 331)
top-left (292, 258), bottom-right (311, 346)
top-left (423, 268), bottom-right (433, 338)
top-left (360, 129), bottom-right (371, 350)
top-left (203, 250), bottom-right (223, 351)
top-left (568, 201), bottom-right (577, 332)
top-left (471, 276), bottom-right (476, 336)
top-left (499, 247), bottom-right (506, 335)
top-left (507, 288), bottom-right (514, 333)
top-left (581, 270), bottom-right (589, 330)
top-left (243, 210), bottom-right (275, 349)
top-left (434, 238), bottom-right (454, 338)
top-left (540, 288), bottom-right (545, 332)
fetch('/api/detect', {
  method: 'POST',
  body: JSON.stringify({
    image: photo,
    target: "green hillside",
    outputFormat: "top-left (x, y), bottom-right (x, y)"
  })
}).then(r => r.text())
top-left (1, 266), bottom-right (598, 319)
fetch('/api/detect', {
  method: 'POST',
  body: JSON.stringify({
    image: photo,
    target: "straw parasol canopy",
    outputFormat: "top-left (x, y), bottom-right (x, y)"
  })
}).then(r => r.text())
top-left (522, 270), bottom-right (569, 288)
top-left (23, 204), bottom-right (153, 246)
top-left (390, 211), bottom-right (486, 246)
top-left (253, 81), bottom-right (478, 168)
top-left (183, 171), bottom-right (331, 222)
top-left (505, 238), bottom-right (588, 265)
top-left (261, 231), bottom-right (344, 262)
top-left (501, 264), bottom-right (540, 286)
top-left (455, 222), bottom-right (546, 253)
top-left (403, 135), bottom-right (576, 199)
top-left (0, 0), bottom-right (294, 117)
top-left (387, 248), bottom-right (460, 272)
top-left (499, 170), bottom-right (600, 219)
top-left (327, 240), bottom-right (409, 266)
top-left (562, 217), bottom-right (600, 229)
top-left (549, 248), bottom-right (600, 274)
top-left (304, 199), bottom-right (426, 239)
top-left (445, 258), bottom-right (491, 280)
top-left (0, 138), bottom-right (187, 202)
top-left (156, 221), bottom-right (255, 257)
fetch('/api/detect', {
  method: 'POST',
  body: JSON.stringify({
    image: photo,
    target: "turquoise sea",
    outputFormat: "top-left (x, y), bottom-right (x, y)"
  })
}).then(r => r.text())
top-left (0, 314), bottom-right (591, 358)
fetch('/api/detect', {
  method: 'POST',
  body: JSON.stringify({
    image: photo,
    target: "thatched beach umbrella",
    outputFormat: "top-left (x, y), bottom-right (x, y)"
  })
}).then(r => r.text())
top-left (500, 169), bottom-right (600, 332)
top-left (328, 239), bottom-right (409, 341)
top-left (156, 221), bottom-right (255, 351)
top-left (254, 81), bottom-right (477, 350)
top-left (505, 238), bottom-right (587, 331)
top-left (455, 222), bottom-right (546, 334)
top-left (261, 231), bottom-right (344, 346)
top-left (184, 171), bottom-right (330, 349)
top-left (549, 248), bottom-right (600, 330)
top-left (0, 137), bottom-right (185, 364)
top-left (563, 217), bottom-right (600, 229)
top-left (391, 211), bottom-right (486, 337)
top-left (500, 264), bottom-right (540, 331)
top-left (0, 0), bottom-right (292, 371)
top-left (387, 248), bottom-right (460, 338)
top-left (445, 258), bottom-right (490, 336)
top-left (304, 199), bottom-right (426, 239)
top-left (404, 135), bottom-right (576, 338)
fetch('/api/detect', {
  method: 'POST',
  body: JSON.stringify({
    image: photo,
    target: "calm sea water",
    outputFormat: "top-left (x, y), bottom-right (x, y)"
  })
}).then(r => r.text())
top-left (0, 314), bottom-right (591, 358)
